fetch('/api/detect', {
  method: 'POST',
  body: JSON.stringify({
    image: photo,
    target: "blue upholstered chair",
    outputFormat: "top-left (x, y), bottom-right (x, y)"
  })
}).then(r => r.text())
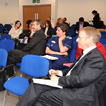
top-left (0, 39), bottom-right (15, 52)
top-left (69, 41), bottom-right (78, 62)
top-left (1, 34), bottom-right (11, 40)
top-left (0, 49), bottom-right (8, 68)
top-left (3, 55), bottom-right (49, 106)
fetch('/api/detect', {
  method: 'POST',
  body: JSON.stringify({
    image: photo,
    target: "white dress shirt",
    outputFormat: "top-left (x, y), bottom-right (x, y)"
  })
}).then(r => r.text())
top-left (58, 46), bottom-right (96, 76)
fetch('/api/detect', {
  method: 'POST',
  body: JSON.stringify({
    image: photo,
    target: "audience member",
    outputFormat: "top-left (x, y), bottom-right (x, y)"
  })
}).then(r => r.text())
top-left (46, 16), bottom-right (55, 28)
top-left (7, 19), bottom-right (46, 77)
top-left (9, 20), bottom-right (22, 41)
top-left (75, 17), bottom-right (89, 33)
top-left (17, 21), bottom-right (35, 49)
top-left (62, 17), bottom-right (70, 27)
top-left (99, 17), bottom-right (105, 28)
top-left (43, 20), bottom-right (53, 42)
top-left (45, 23), bottom-right (73, 70)
top-left (16, 27), bottom-right (106, 106)
top-left (55, 18), bottom-right (63, 27)
top-left (89, 10), bottom-right (100, 28)
top-left (76, 41), bottom-right (106, 60)
top-left (26, 20), bottom-right (32, 29)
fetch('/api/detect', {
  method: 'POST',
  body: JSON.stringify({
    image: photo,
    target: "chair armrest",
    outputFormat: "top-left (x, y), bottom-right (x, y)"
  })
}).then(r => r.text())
top-left (0, 64), bottom-right (14, 72)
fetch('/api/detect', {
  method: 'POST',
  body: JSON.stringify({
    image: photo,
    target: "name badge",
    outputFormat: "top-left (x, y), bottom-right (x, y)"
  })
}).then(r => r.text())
top-left (51, 41), bottom-right (56, 43)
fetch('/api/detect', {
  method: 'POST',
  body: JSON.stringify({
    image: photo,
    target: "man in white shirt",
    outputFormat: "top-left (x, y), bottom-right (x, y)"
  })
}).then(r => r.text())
top-left (16, 27), bottom-right (106, 106)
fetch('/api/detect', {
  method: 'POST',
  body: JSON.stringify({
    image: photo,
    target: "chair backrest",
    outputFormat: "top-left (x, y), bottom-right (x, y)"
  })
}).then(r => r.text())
top-left (1, 34), bottom-right (11, 40)
top-left (0, 39), bottom-right (15, 52)
top-left (70, 24), bottom-right (76, 30)
top-left (4, 24), bottom-right (12, 31)
top-left (20, 55), bottom-right (49, 77)
top-left (0, 49), bottom-right (8, 67)
top-left (100, 31), bottom-right (106, 39)
top-left (0, 26), bottom-right (4, 33)
top-left (100, 39), bottom-right (106, 44)
top-left (69, 41), bottom-right (78, 62)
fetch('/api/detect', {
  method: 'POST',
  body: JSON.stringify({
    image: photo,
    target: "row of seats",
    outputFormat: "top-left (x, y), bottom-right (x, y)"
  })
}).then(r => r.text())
top-left (0, 48), bottom-right (49, 106)
top-left (0, 24), bottom-right (12, 34)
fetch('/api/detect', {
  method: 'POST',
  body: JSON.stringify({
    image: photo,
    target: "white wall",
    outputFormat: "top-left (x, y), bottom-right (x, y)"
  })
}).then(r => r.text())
top-left (0, 0), bottom-right (106, 27)
top-left (19, 0), bottom-right (56, 27)
top-left (0, 0), bottom-right (19, 25)
top-left (57, 0), bottom-right (106, 26)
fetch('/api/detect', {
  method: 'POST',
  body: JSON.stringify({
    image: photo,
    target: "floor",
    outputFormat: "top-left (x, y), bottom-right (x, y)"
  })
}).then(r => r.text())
top-left (0, 91), bottom-right (19, 106)
top-left (0, 66), bottom-right (22, 106)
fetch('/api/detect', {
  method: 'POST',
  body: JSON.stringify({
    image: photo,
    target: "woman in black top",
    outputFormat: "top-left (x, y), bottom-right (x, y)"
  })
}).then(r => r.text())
top-left (89, 10), bottom-right (100, 28)
top-left (43, 20), bottom-right (53, 42)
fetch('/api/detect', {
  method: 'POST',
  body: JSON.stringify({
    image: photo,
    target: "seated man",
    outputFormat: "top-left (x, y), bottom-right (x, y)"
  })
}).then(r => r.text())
top-left (17, 21), bottom-right (34, 49)
top-left (75, 17), bottom-right (89, 33)
top-left (7, 19), bottom-right (46, 77)
top-left (16, 27), bottom-right (106, 106)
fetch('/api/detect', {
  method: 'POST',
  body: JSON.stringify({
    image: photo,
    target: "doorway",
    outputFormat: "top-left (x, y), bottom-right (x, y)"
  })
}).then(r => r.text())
top-left (23, 5), bottom-right (51, 30)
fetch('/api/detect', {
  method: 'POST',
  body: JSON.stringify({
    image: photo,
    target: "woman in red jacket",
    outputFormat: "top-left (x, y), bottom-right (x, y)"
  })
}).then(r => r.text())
top-left (76, 42), bottom-right (106, 60)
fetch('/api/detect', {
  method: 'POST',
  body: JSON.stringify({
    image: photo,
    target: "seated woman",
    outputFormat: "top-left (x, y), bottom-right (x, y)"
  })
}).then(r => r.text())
top-left (9, 20), bottom-right (22, 47)
top-left (43, 20), bottom-right (53, 42)
top-left (45, 23), bottom-right (73, 70)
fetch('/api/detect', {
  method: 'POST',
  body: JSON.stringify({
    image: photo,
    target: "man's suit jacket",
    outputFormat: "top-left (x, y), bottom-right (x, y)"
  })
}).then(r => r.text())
top-left (58, 48), bottom-right (106, 106)
top-left (75, 21), bottom-right (89, 31)
top-left (21, 29), bottom-right (46, 56)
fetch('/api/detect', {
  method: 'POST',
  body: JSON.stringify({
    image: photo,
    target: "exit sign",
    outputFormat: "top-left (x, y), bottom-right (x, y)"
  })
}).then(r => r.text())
top-left (33, 0), bottom-right (40, 3)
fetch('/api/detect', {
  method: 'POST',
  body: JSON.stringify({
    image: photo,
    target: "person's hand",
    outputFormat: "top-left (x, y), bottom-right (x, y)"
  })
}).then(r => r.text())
top-left (58, 52), bottom-right (68, 56)
top-left (46, 35), bottom-right (49, 38)
top-left (59, 35), bottom-right (66, 41)
top-left (76, 30), bottom-right (78, 34)
top-left (49, 69), bottom-right (59, 76)
top-left (50, 74), bottom-right (59, 83)
top-left (62, 52), bottom-right (68, 56)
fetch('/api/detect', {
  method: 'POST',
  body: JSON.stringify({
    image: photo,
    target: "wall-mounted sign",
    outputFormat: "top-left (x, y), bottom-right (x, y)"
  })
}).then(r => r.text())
top-left (33, 0), bottom-right (40, 3)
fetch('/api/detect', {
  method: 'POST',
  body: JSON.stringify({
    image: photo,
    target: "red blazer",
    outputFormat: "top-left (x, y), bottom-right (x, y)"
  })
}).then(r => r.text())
top-left (76, 42), bottom-right (106, 60)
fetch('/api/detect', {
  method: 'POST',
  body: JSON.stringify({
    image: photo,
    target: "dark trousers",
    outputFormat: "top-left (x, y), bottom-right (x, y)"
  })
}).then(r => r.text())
top-left (7, 49), bottom-right (28, 77)
top-left (16, 83), bottom-right (63, 106)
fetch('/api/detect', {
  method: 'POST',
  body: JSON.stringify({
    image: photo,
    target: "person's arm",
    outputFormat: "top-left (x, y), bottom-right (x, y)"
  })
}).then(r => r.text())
top-left (21, 33), bottom-right (42, 51)
top-left (45, 47), bottom-right (68, 56)
top-left (59, 35), bottom-right (69, 53)
top-left (58, 53), bottom-right (105, 88)
top-left (75, 22), bottom-right (79, 33)
top-left (9, 27), bottom-right (14, 38)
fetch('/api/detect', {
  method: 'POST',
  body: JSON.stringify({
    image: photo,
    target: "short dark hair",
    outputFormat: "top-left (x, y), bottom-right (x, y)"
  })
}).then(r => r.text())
top-left (57, 23), bottom-right (70, 36)
top-left (35, 19), bottom-right (43, 29)
top-left (92, 10), bottom-right (97, 14)
top-left (26, 20), bottom-right (32, 28)
top-left (79, 17), bottom-right (84, 22)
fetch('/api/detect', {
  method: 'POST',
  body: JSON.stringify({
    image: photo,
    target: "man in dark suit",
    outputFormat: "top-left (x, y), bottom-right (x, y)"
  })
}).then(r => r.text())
top-left (75, 17), bottom-right (89, 34)
top-left (7, 19), bottom-right (46, 77)
top-left (16, 27), bottom-right (106, 106)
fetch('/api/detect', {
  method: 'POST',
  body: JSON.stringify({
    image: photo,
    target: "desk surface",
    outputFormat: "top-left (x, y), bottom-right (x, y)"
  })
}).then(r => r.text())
top-left (97, 29), bottom-right (106, 32)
